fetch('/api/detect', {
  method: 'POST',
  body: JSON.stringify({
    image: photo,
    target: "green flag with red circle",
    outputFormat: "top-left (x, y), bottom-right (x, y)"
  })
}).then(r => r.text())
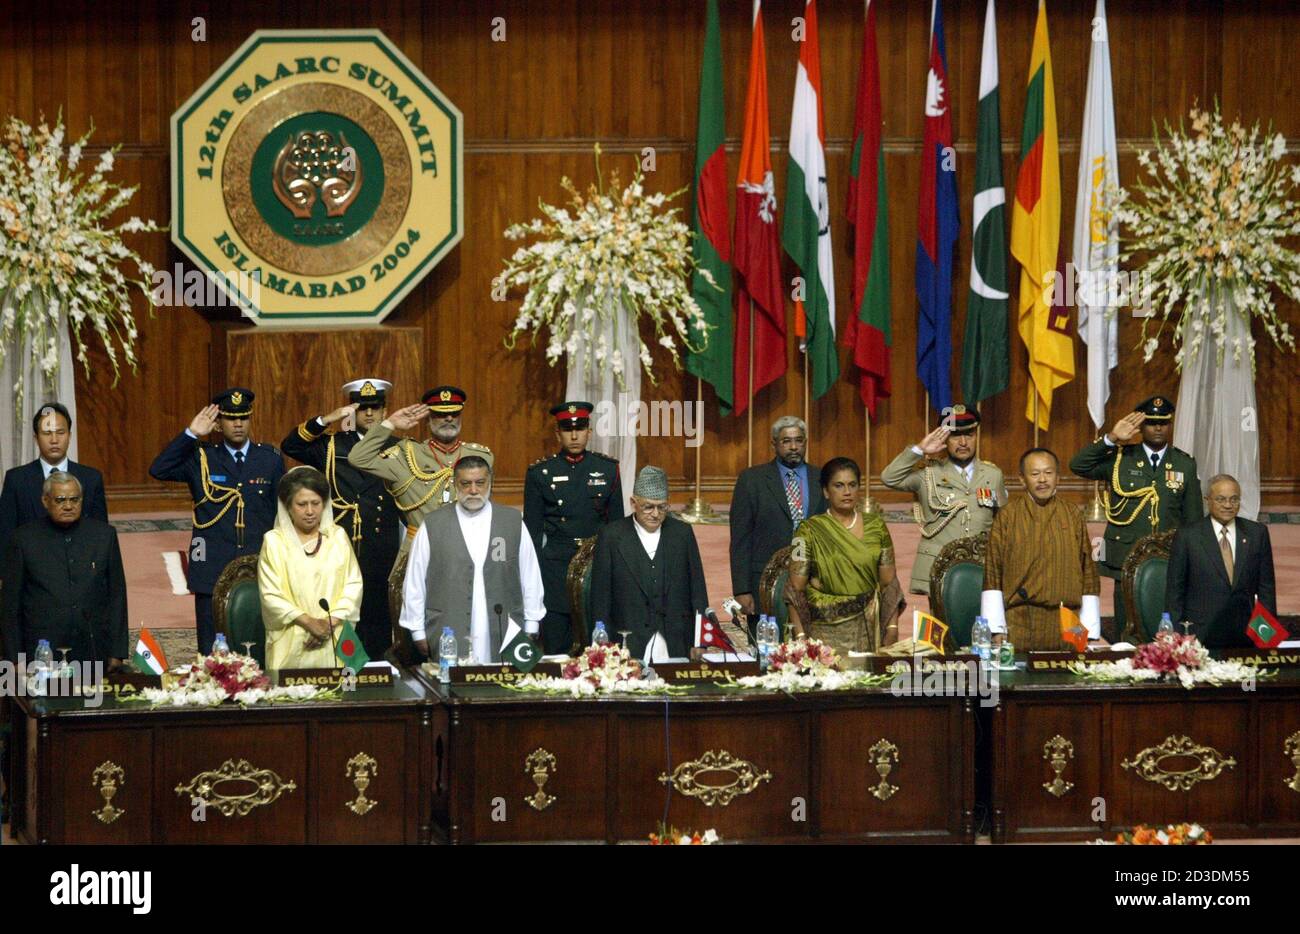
top-left (335, 618), bottom-right (370, 672)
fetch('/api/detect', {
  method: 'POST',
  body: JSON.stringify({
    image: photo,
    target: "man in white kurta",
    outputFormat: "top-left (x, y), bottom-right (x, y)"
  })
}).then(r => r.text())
top-left (400, 454), bottom-right (544, 662)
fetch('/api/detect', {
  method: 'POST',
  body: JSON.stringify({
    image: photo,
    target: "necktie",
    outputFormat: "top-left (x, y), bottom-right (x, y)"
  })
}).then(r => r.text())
top-left (1150, 452), bottom-right (1160, 470)
top-left (785, 471), bottom-right (803, 527)
top-left (1219, 528), bottom-right (1234, 583)
top-left (235, 450), bottom-right (245, 466)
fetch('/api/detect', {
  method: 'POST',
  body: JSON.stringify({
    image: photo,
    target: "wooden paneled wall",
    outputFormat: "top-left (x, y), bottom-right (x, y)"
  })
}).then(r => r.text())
top-left (2, 0), bottom-right (1297, 509)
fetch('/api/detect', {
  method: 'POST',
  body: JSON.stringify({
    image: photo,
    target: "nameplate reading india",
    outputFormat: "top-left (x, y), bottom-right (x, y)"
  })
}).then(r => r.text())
top-left (170, 29), bottom-right (463, 326)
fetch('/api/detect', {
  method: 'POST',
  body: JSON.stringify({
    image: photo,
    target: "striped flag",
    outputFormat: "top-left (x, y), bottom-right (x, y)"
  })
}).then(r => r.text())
top-left (131, 628), bottom-right (169, 675)
top-left (732, 0), bottom-right (787, 417)
top-left (1011, 0), bottom-right (1072, 430)
top-left (915, 0), bottom-right (959, 416)
top-left (961, 0), bottom-right (1010, 408)
top-left (843, 0), bottom-right (891, 419)
top-left (686, 0), bottom-right (734, 412)
top-left (783, 0), bottom-right (838, 400)
top-left (1075, 0), bottom-right (1119, 431)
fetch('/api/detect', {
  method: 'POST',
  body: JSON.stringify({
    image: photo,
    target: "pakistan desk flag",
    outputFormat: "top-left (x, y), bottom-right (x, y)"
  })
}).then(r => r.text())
top-left (501, 618), bottom-right (540, 673)
top-left (962, 0), bottom-right (1010, 407)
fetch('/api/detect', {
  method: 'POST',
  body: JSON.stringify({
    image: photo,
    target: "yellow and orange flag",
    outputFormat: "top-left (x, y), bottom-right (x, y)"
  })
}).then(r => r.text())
top-left (1010, 0), bottom-right (1072, 430)
top-left (1059, 605), bottom-right (1088, 652)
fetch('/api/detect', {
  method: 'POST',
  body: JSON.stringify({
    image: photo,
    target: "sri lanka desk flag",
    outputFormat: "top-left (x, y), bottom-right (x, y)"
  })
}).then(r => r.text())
top-left (335, 618), bottom-right (370, 672)
top-left (1246, 601), bottom-right (1289, 649)
top-left (913, 610), bottom-right (948, 655)
top-left (131, 628), bottom-right (169, 675)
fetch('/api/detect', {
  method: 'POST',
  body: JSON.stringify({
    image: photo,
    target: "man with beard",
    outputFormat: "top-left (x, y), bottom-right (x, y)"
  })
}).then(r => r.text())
top-left (281, 379), bottom-right (403, 659)
top-left (348, 385), bottom-right (491, 555)
top-left (982, 449), bottom-right (1101, 651)
top-left (729, 416), bottom-right (826, 626)
top-left (524, 401), bottom-right (623, 653)
top-left (399, 452), bottom-right (545, 663)
top-left (882, 405), bottom-right (1006, 593)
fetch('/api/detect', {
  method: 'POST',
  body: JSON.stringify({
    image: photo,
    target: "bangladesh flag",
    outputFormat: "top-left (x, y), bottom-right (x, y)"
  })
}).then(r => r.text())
top-left (1246, 601), bottom-right (1289, 649)
top-left (335, 618), bottom-right (370, 672)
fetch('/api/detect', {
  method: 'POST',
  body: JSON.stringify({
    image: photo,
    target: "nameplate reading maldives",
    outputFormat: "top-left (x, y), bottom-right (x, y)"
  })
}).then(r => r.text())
top-left (1027, 650), bottom-right (1134, 671)
top-left (279, 667), bottom-right (395, 686)
top-left (170, 29), bottom-right (463, 325)
top-left (1216, 648), bottom-right (1300, 668)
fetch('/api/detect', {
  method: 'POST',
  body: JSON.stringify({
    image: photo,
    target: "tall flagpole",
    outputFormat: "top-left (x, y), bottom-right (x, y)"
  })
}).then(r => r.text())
top-left (1033, 391), bottom-right (1040, 448)
top-left (746, 304), bottom-right (755, 466)
top-left (975, 401), bottom-right (982, 459)
top-left (862, 406), bottom-right (880, 514)
top-left (682, 375), bottom-right (724, 524)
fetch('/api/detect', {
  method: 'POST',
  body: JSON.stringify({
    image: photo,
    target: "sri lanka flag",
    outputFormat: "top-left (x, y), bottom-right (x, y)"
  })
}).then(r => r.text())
top-left (914, 0), bottom-right (958, 416)
top-left (914, 610), bottom-right (949, 655)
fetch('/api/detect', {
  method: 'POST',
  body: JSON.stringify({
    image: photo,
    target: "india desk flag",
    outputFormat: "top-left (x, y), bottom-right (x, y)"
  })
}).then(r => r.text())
top-left (913, 610), bottom-right (949, 655)
top-left (1075, 0), bottom-right (1119, 432)
top-left (1010, 0), bottom-right (1072, 431)
top-left (843, 0), bottom-right (891, 419)
top-left (782, 0), bottom-right (839, 400)
top-left (686, 0), bottom-right (734, 412)
top-left (961, 0), bottom-right (1010, 408)
top-left (335, 618), bottom-right (370, 672)
top-left (131, 627), bottom-right (169, 675)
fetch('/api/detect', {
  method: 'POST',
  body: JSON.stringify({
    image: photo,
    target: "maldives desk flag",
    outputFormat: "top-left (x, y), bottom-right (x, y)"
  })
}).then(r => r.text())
top-left (1246, 601), bottom-right (1289, 650)
top-left (913, 610), bottom-right (948, 655)
top-left (732, 0), bottom-right (787, 417)
top-left (335, 618), bottom-right (370, 672)
top-left (132, 628), bottom-right (169, 675)
top-left (686, 0), bottom-right (734, 412)
top-left (915, 0), bottom-right (958, 416)
top-left (1011, 0), bottom-right (1072, 431)
top-left (843, 0), bottom-right (891, 419)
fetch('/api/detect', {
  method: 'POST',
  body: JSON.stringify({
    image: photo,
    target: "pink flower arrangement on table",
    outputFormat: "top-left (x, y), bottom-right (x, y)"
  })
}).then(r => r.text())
top-left (1130, 632), bottom-right (1209, 675)
top-left (768, 638), bottom-right (841, 676)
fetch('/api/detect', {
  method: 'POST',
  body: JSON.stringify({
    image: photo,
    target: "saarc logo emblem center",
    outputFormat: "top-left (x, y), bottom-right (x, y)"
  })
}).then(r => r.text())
top-left (171, 30), bottom-right (462, 326)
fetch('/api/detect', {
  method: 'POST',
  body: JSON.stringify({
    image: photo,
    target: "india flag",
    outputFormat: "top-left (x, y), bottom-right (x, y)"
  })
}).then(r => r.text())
top-left (131, 627), bottom-right (169, 675)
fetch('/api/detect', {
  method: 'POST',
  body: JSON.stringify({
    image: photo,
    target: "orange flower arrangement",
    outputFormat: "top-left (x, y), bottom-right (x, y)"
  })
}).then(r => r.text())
top-left (1114, 822), bottom-right (1212, 845)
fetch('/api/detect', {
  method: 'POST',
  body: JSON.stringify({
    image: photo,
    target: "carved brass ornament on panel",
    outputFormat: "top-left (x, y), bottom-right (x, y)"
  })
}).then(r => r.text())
top-left (345, 753), bottom-right (379, 816)
top-left (174, 758), bottom-right (297, 817)
top-left (1285, 731), bottom-right (1300, 794)
top-left (1121, 734), bottom-right (1236, 791)
top-left (868, 739), bottom-right (900, 802)
top-left (525, 748), bottom-right (557, 812)
top-left (1042, 735), bottom-right (1075, 798)
top-left (92, 761), bottom-right (125, 825)
top-left (658, 749), bottom-right (773, 807)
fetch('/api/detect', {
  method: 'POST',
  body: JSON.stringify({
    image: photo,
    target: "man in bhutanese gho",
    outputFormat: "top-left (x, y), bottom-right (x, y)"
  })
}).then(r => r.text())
top-left (1069, 395), bottom-right (1201, 641)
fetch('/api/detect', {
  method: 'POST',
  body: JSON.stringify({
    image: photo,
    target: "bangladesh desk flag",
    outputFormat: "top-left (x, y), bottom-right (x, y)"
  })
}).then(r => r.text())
top-left (1246, 601), bottom-right (1289, 650)
top-left (1059, 605), bottom-right (1088, 653)
top-left (335, 618), bottom-right (370, 672)
top-left (501, 617), bottom-right (541, 673)
top-left (131, 627), bottom-right (169, 676)
top-left (913, 610), bottom-right (949, 655)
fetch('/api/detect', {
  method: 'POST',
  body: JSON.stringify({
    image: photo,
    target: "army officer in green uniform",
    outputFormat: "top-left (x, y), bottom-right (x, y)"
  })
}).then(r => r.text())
top-left (881, 405), bottom-right (1006, 594)
top-left (524, 401), bottom-right (623, 654)
top-left (1069, 395), bottom-right (1201, 639)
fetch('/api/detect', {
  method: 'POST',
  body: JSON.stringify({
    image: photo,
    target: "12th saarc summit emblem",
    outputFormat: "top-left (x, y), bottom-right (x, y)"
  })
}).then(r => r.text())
top-left (170, 30), bottom-right (462, 326)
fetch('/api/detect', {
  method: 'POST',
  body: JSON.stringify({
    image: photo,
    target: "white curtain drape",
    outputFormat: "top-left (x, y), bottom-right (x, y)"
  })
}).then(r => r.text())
top-left (564, 290), bottom-right (638, 509)
top-left (1173, 285), bottom-right (1260, 520)
top-left (0, 292), bottom-right (79, 475)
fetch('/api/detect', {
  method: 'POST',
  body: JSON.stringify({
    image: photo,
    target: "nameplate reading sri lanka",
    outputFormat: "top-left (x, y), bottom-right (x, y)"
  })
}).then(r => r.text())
top-left (865, 653), bottom-right (979, 674)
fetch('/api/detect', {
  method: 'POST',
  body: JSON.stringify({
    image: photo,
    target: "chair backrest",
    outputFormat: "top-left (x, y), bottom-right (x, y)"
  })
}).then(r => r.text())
top-left (387, 548), bottom-right (417, 668)
top-left (758, 545), bottom-right (793, 638)
top-left (565, 537), bottom-right (598, 654)
top-left (213, 554), bottom-right (265, 668)
top-left (1121, 530), bottom-right (1176, 643)
top-left (929, 533), bottom-right (989, 653)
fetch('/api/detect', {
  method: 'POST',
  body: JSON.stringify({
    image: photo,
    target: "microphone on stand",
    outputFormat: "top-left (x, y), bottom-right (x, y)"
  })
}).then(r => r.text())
top-left (705, 608), bottom-right (734, 663)
top-left (319, 598), bottom-right (339, 659)
top-left (721, 598), bottom-right (757, 656)
top-left (494, 603), bottom-right (504, 665)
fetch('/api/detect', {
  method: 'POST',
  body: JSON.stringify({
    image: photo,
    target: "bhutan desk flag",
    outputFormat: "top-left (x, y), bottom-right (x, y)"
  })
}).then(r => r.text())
top-left (131, 628), bottom-right (169, 675)
top-left (1246, 601), bottom-right (1289, 650)
top-left (913, 610), bottom-right (948, 655)
top-left (1059, 605), bottom-right (1088, 652)
top-left (335, 618), bottom-right (370, 673)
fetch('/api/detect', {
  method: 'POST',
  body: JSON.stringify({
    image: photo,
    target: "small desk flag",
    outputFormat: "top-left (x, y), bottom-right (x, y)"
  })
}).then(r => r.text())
top-left (1246, 601), bottom-right (1289, 650)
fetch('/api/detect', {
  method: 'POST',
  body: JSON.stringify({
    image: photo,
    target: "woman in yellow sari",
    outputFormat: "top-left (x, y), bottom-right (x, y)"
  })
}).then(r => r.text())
top-left (785, 458), bottom-right (901, 655)
top-left (258, 466), bottom-right (363, 672)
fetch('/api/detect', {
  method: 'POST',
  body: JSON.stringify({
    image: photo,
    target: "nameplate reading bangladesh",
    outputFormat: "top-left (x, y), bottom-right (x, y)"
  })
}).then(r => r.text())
top-left (171, 29), bottom-right (463, 325)
top-left (278, 667), bottom-right (395, 687)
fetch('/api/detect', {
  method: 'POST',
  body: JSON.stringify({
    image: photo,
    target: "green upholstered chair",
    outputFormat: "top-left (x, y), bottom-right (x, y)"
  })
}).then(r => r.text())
top-left (213, 554), bottom-right (265, 668)
top-left (565, 537), bottom-right (598, 654)
top-left (387, 548), bottom-right (418, 668)
top-left (1121, 530), bottom-right (1176, 644)
top-left (758, 545), bottom-right (794, 640)
top-left (929, 533), bottom-right (989, 653)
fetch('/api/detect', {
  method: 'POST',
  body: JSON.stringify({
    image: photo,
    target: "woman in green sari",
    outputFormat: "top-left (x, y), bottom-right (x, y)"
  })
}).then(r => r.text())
top-left (785, 458), bottom-right (900, 655)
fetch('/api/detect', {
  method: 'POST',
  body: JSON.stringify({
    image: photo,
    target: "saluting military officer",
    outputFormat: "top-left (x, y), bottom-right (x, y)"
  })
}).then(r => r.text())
top-left (347, 384), bottom-right (491, 555)
top-left (524, 401), bottom-right (624, 654)
top-left (881, 406), bottom-right (1006, 594)
top-left (281, 378), bottom-right (403, 660)
top-left (149, 388), bottom-right (285, 655)
top-left (1069, 395), bottom-right (1201, 639)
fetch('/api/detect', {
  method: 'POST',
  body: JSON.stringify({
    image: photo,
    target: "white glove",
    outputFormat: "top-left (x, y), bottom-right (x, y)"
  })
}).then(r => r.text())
top-left (980, 590), bottom-right (1007, 634)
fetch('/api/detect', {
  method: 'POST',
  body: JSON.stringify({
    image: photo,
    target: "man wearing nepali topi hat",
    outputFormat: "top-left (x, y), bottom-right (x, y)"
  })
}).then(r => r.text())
top-left (348, 384), bottom-right (492, 556)
top-left (881, 404), bottom-right (1007, 594)
top-left (588, 465), bottom-right (708, 662)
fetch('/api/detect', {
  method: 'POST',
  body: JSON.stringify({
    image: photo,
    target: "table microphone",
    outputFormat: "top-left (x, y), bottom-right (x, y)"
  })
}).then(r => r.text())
top-left (720, 598), bottom-right (757, 654)
top-left (494, 603), bottom-right (504, 664)
top-left (319, 598), bottom-right (339, 656)
top-left (704, 608), bottom-right (734, 662)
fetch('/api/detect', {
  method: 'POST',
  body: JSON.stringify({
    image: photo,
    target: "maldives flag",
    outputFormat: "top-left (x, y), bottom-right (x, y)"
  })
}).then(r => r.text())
top-left (915, 0), bottom-right (958, 416)
top-left (732, 0), bottom-right (787, 417)
top-left (843, 0), bottom-right (891, 419)
top-left (686, 0), bottom-right (734, 412)
top-left (782, 0), bottom-right (838, 401)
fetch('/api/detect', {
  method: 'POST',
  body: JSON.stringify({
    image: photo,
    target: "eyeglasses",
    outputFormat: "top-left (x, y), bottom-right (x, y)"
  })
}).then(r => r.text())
top-left (1210, 496), bottom-right (1241, 505)
top-left (635, 502), bottom-right (670, 514)
top-left (51, 495), bottom-right (82, 505)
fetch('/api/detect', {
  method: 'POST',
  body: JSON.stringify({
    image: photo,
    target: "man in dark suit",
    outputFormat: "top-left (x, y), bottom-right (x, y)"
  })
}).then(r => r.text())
top-left (281, 378), bottom-right (404, 659)
top-left (2, 470), bottom-right (127, 667)
top-left (1165, 474), bottom-right (1276, 648)
top-left (589, 466), bottom-right (708, 661)
top-left (0, 402), bottom-right (107, 550)
top-left (729, 415), bottom-right (825, 622)
top-left (149, 388), bottom-right (284, 655)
